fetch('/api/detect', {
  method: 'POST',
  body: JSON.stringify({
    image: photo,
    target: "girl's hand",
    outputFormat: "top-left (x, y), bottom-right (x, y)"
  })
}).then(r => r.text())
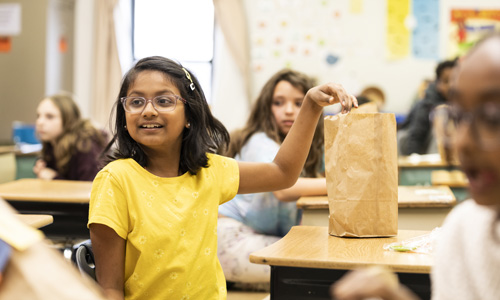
top-left (331, 267), bottom-right (419, 300)
top-left (33, 160), bottom-right (58, 180)
top-left (37, 168), bottom-right (58, 180)
top-left (305, 82), bottom-right (358, 113)
top-left (33, 159), bottom-right (46, 176)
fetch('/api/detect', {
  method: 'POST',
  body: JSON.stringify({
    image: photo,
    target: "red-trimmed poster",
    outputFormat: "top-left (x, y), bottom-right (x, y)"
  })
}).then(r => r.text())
top-left (449, 9), bottom-right (500, 58)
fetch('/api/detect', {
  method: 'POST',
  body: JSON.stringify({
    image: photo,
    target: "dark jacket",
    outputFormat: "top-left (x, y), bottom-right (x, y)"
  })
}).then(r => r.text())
top-left (44, 139), bottom-right (105, 181)
top-left (400, 82), bottom-right (447, 155)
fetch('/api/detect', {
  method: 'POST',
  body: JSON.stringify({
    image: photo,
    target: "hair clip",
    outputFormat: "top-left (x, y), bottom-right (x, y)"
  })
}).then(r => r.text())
top-left (182, 68), bottom-right (196, 91)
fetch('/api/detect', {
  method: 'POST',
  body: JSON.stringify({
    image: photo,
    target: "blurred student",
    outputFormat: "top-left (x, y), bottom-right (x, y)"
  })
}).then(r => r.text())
top-left (332, 33), bottom-right (500, 300)
top-left (34, 93), bottom-right (107, 181)
top-left (218, 69), bottom-right (329, 289)
top-left (399, 59), bottom-right (457, 155)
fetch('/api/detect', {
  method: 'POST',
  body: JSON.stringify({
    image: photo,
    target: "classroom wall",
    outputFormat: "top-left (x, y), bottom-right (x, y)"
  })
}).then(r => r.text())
top-left (247, 0), bottom-right (500, 113)
top-left (1, 0), bottom-right (499, 141)
top-left (0, 0), bottom-right (75, 143)
top-left (0, 0), bottom-right (48, 143)
top-left (213, 0), bottom-right (500, 132)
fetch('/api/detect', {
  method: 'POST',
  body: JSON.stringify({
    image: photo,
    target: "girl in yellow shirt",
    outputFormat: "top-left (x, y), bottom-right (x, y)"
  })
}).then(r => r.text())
top-left (88, 56), bottom-right (357, 300)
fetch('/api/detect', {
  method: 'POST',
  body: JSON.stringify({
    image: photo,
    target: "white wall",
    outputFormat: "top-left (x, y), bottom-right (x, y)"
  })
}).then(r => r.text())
top-left (211, 26), bottom-right (250, 132)
top-left (212, 0), bottom-right (500, 131)
top-left (73, 0), bottom-right (499, 132)
top-left (73, 0), bottom-right (94, 118)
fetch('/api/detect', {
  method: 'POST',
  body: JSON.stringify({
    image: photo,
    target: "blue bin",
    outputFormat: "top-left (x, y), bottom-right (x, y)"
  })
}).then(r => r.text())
top-left (12, 123), bottom-right (40, 145)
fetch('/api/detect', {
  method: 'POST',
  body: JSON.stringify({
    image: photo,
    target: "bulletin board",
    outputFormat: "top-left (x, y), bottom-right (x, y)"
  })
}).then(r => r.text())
top-left (242, 0), bottom-right (498, 114)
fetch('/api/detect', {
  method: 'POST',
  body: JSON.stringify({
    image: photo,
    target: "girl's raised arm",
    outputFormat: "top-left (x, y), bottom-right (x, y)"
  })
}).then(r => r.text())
top-left (237, 82), bottom-right (357, 194)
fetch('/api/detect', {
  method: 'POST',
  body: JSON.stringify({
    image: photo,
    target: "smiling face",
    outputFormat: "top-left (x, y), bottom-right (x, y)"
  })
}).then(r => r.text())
top-left (271, 80), bottom-right (305, 136)
top-left (125, 70), bottom-right (188, 154)
top-left (36, 98), bottom-right (64, 143)
top-left (451, 37), bottom-right (500, 207)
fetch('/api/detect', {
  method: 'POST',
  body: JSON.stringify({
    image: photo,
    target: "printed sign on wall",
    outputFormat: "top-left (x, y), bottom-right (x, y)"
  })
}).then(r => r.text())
top-left (449, 9), bottom-right (500, 58)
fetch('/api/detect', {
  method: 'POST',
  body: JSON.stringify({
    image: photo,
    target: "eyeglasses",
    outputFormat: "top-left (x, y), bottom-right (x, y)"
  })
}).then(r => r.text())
top-left (120, 94), bottom-right (187, 114)
top-left (435, 103), bottom-right (500, 150)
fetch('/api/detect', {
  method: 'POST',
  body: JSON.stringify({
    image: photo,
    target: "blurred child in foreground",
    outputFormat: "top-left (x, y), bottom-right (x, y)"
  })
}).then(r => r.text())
top-left (332, 33), bottom-right (500, 300)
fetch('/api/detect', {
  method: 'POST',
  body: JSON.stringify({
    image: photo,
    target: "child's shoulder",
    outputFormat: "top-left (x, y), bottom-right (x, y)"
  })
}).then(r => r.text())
top-left (443, 199), bottom-right (495, 230)
top-left (248, 132), bottom-right (279, 148)
top-left (450, 199), bottom-right (482, 216)
top-left (205, 153), bottom-right (238, 172)
top-left (206, 153), bottom-right (234, 165)
top-left (99, 158), bottom-right (141, 176)
top-left (249, 131), bottom-right (274, 142)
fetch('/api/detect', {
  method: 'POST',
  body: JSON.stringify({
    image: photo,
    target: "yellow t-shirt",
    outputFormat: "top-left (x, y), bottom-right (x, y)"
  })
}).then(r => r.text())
top-left (88, 153), bottom-right (239, 300)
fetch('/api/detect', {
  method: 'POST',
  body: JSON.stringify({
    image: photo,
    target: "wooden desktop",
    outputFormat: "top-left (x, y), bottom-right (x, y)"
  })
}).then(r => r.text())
top-left (0, 178), bottom-right (92, 239)
top-left (398, 153), bottom-right (468, 201)
top-left (250, 226), bottom-right (433, 300)
top-left (297, 186), bottom-right (456, 230)
top-left (18, 214), bottom-right (54, 229)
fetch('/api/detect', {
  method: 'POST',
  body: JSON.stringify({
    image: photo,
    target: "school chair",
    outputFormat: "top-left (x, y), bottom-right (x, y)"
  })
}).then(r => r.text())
top-left (71, 239), bottom-right (96, 281)
top-left (0, 152), bottom-right (16, 183)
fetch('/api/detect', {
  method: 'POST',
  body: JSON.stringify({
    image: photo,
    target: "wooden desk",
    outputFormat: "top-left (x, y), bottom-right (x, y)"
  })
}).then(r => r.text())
top-left (398, 153), bottom-right (454, 168)
top-left (0, 145), bottom-right (40, 179)
top-left (250, 226), bottom-right (432, 300)
top-left (399, 154), bottom-right (459, 187)
top-left (18, 214), bottom-right (54, 229)
top-left (431, 170), bottom-right (468, 188)
top-left (0, 145), bottom-right (16, 154)
top-left (431, 170), bottom-right (469, 201)
top-left (0, 179), bottom-right (92, 239)
top-left (297, 186), bottom-right (456, 230)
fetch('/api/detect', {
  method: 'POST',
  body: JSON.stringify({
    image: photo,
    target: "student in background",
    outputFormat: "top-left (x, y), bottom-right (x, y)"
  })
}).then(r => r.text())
top-left (88, 57), bottom-right (357, 300)
top-left (217, 69), bottom-right (328, 289)
top-left (34, 93), bottom-right (107, 181)
top-left (332, 33), bottom-right (500, 300)
top-left (399, 59), bottom-right (457, 155)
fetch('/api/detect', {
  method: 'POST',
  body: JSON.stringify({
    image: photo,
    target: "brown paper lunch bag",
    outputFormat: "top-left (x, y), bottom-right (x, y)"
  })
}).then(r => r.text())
top-left (324, 113), bottom-right (398, 237)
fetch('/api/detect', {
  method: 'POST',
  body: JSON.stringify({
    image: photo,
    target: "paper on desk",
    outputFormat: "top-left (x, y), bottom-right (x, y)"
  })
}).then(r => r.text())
top-left (0, 199), bottom-right (43, 251)
top-left (384, 227), bottom-right (442, 254)
top-left (324, 113), bottom-right (398, 237)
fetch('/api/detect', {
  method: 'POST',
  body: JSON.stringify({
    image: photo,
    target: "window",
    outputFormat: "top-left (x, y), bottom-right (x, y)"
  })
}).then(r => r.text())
top-left (133, 0), bottom-right (215, 103)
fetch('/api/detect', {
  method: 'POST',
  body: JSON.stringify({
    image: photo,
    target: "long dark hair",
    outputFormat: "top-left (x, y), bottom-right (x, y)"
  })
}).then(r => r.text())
top-left (104, 56), bottom-right (229, 175)
top-left (225, 69), bottom-right (324, 178)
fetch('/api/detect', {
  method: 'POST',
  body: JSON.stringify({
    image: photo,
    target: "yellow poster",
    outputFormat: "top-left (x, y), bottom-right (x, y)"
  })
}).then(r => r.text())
top-left (387, 0), bottom-right (410, 60)
top-left (350, 0), bottom-right (363, 14)
top-left (449, 10), bottom-right (500, 58)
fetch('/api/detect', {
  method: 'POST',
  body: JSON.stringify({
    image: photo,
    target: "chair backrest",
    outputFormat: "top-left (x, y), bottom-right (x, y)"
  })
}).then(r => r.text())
top-left (0, 152), bottom-right (16, 183)
top-left (72, 240), bottom-right (96, 281)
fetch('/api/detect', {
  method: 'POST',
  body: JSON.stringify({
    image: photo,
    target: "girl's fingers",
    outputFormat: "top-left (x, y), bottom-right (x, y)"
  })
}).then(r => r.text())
top-left (339, 92), bottom-right (352, 114)
top-left (352, 95), bottom-right (359, 108)
top-left (313, 82), bottom-right (356, 112)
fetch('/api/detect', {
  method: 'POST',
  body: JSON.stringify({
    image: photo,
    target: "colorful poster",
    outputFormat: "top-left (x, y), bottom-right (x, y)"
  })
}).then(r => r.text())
top-left (449, 9), bottom-right (500, 58)
top-left (412, 0), bottom-right (439, 60)
top-left (387, 0), bottom-right (410, 60)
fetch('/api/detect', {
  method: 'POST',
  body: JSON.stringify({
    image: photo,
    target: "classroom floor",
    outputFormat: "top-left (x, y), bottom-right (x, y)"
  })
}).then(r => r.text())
top-left (227, 291), bottom-right (269, 300)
